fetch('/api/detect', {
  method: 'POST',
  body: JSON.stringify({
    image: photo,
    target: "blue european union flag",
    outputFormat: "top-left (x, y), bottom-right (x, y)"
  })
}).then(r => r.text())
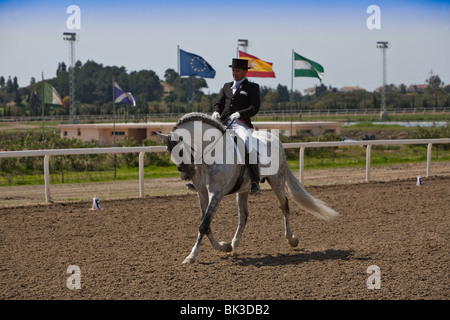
top-left (179, 49), bottom-right (216, 78)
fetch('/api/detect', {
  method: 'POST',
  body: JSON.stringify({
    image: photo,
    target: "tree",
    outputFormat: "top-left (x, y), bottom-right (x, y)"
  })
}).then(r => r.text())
top-left (398, 83), bottom-right (407, 94)
top-left (6, 76), bottom-right (13, 93)
top-left (164, 69), bottom-right (179, 85)
top-left (276, 84), bottom-right (290, 103)
top-left (14, 90), bottom-right (22, 106)
top-left (259, 85), bottom-right (270, 101)
top-left (292, 90), bottom-right (302, 102)
top-left (193, 95), bottom-right (211, 113)
top-left (12, 77), bottom-right (19, 91)
top-left (426, 74), bottom-right (444, 108)
top-left (57, 62), bottom-right (67, 75)
top-left (260, 89), bottom-right (278, 110)
top-left (426, 74), bottom-right (443, 95)
top-left (315, 84), bottom-right (328, 97)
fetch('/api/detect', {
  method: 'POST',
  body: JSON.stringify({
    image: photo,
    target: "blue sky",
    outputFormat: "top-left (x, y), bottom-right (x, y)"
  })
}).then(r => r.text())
top-left (1, 0), bottom-right (449, 94)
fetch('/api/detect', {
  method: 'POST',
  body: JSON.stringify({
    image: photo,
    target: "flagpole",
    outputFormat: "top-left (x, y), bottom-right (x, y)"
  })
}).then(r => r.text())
top-left (177, 45), bottom-right (180, 74)
top-left (290, 49), bottom-right (294, 103)
top-left (42, 72), bottom-right (45, 145)
top-left (112, 76), bottom-right (117, 179)
top-left (290, 50), bottom-right (294, 141)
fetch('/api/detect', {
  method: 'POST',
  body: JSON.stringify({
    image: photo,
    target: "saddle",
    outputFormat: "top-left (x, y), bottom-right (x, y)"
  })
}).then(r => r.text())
top-left (179, 131), bottom-right (260, 195)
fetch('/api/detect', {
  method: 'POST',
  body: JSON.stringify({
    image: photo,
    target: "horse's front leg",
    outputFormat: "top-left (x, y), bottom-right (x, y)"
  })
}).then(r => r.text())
top-left (182, 191), bottom-right (230, 264)
top-left (201, 192), bottom-right (232, 252)
top-left (231, 192), bottom-right (249, 253)
top-left (198, 190), bottom-right (232, 252)
top-left (182, 231), bottom-right (205, 264)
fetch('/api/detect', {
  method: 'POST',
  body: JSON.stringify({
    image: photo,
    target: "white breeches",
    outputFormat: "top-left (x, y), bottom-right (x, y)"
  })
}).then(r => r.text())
top-left (224, 119), bottom-right (256, 153)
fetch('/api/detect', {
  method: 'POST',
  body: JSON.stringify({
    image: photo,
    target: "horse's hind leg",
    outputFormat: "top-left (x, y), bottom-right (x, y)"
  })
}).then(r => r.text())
top-left (231, 192), bottom-right (249, 252)
top-left (267, 177), bottom-right (299, 247)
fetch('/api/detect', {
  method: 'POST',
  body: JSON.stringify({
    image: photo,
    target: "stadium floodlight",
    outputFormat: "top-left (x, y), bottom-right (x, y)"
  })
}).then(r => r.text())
top-left (63, 32), bottom-right (78, 124)
top-left (237, 39), bottom-right (250, 57)
top-left (377, 41), bottom-right (389, 120)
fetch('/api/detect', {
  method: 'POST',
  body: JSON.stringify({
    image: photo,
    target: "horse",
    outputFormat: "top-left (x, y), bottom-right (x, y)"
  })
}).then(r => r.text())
top-left (158, 112), bottom-right (338, 264)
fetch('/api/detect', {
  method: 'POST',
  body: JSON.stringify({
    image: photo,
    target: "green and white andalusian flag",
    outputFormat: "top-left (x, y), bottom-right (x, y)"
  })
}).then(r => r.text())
top-left (294, 52), bottom-right (324, 82)
top-left (44, 82), bottom-right (63, 105)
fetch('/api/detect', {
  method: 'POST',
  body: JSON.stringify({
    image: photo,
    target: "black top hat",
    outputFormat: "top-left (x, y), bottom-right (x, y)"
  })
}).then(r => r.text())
top-left (229, 58), bottom-right (250, 69)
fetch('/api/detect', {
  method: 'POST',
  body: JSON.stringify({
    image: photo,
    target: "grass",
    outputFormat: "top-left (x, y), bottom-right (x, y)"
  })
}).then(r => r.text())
top-left (0, 164), bottom-right (180, 186)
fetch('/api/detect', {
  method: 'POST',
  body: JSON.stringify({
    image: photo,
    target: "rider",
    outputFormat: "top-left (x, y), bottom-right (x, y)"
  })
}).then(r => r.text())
top-left (211, 58), bottom-right (261, 194)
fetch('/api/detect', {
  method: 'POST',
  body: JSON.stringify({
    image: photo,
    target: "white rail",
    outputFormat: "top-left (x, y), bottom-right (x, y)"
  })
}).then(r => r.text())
top-left (0, 146), bottom-right (166, 202)
top-left (0, 139), bottom-right (449, 202)
top-left (283, 138), bottom-right (450, 184)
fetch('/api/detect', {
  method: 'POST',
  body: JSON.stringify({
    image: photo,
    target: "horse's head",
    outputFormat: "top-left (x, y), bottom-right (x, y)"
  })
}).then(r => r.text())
top-left (158, 113), bottom-right (229, 182)
top-left (157, 131), bottom-right (195, 181)
top-left (156, 131), bottom-right (181, 152)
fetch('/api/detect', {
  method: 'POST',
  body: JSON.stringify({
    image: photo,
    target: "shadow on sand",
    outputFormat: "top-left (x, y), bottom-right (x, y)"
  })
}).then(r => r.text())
top-left (226, 249), bottom-right (366, 267)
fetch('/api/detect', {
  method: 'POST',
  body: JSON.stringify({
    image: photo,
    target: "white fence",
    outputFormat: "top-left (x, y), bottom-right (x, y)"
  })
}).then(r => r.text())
top-left (0, 138), bottom-right (449, 203)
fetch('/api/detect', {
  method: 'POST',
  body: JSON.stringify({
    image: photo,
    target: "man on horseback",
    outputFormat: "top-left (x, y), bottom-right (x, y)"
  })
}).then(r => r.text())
top-left (211, 58), bottom-right (261, 194)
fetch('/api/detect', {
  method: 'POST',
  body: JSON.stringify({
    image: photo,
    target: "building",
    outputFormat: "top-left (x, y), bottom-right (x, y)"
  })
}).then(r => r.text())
top-left (340, 86), bottom-right (366, 92)
top-left (407, 84), bottom-right (427, 93)
top-left (58, 122), bottom-right (173, 145)
top-left (58, 120), bottom-right (342, 146)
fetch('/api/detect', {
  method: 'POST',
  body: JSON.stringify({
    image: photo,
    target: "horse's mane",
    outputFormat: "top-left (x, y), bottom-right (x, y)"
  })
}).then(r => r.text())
top-left (167, 112), bottom-right (226, 152)
top-left (172, 112), bottom-right (226, 134)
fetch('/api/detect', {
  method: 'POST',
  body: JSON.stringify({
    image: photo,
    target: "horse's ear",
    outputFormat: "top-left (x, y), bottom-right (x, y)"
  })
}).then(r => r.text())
top-left (156, 132), bottom-right (170, 144)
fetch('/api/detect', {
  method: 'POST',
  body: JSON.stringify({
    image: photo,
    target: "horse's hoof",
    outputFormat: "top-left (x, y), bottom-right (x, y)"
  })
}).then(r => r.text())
top-left (182, 257), bottom-right (195, 264)
top-left (288, 236), bottom-right (299, 247)
top-left (219, 241), bottom-right (233, 252)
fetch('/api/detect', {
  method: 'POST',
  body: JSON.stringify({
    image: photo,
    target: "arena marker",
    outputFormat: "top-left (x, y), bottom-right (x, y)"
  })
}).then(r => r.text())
top-left (416, 175), bottom-right (423, 186)
top-left (89, 195), bottom-right (101, 210)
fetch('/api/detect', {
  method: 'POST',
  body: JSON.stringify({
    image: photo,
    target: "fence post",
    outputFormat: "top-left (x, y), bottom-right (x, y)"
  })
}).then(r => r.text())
top-left (365, 145), bottom-right (371, 182)
top-left (299, 147), bottom-right (305, 184)
top-left (44, 155), bottom-right (51, 202)
top-left (427, 143), bottom-right (432, 177)
top-left (139, 152), bottom-right (145, 198)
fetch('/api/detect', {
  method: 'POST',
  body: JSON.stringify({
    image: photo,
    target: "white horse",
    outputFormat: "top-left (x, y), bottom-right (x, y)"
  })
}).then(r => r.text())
top-left (159, 112), bottom-right (338, 264)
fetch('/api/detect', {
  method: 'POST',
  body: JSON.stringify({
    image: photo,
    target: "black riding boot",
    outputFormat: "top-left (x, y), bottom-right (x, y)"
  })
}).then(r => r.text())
top-left (246, 146), bottom-right (260, 194)
top-left (249, 163), bottom-right (260, 194)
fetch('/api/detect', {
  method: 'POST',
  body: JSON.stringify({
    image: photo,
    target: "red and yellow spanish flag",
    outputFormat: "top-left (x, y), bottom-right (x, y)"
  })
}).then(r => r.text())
top-left (239, 50), bottom-right (276, 78)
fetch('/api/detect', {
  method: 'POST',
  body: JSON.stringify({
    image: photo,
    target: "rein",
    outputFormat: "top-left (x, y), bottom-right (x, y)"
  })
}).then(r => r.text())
top-left (202, 118), bottom-right (235, 157)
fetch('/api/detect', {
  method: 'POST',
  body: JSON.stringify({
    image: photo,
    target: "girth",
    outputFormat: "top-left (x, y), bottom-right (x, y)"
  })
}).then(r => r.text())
top-left (227, 165), bottom-right (246, 195)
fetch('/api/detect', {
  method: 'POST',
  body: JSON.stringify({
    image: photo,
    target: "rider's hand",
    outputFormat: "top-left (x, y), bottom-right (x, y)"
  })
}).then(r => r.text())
top-left (211, 111), bottom-right (220, 120)
top-left (229, 112), bottom-right (240, 121)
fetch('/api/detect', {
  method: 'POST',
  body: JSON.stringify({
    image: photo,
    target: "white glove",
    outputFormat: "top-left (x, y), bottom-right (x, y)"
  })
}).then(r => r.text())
top-left (229, 112), bottom-right (240, 121)
top-left (211, 111), bottom-right (220, 120)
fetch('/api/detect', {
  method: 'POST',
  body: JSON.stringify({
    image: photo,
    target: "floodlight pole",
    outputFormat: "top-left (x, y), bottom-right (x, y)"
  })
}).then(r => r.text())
top-left (63, 32), bottom-right (77, 124)
top-left (237, 39), bottom-right (249, 57)
top-left (377, 41), bottom-right (389, 120)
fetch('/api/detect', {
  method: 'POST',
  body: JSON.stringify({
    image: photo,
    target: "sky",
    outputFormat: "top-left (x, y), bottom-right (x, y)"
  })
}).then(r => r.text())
top-left (0, 0), bottom-right (449, 95)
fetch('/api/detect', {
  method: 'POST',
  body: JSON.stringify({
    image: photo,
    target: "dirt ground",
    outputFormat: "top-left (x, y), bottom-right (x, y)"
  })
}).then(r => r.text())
top-left (0, 173), bottom-right (448, 300)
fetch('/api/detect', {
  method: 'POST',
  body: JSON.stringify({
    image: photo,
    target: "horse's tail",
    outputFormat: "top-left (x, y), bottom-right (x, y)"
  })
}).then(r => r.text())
top-left (285, 166), bottom-right (338, 221)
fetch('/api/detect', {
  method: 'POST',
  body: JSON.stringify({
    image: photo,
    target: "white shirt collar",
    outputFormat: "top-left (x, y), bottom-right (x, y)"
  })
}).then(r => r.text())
top-left (232, 78), bottom-right (246, 89)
